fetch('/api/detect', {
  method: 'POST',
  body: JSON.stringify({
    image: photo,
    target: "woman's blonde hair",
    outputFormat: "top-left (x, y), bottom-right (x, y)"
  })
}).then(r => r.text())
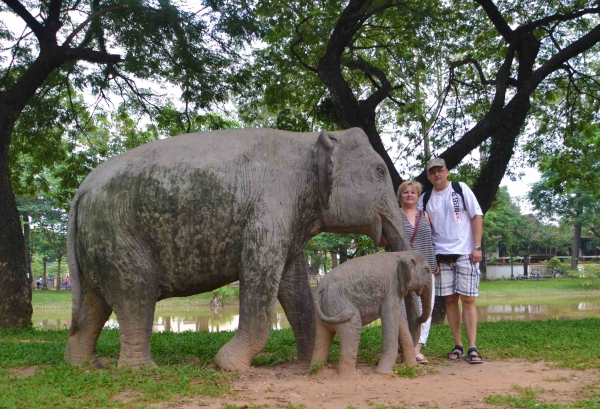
top-left (397, 180), bottom-right (423, 203)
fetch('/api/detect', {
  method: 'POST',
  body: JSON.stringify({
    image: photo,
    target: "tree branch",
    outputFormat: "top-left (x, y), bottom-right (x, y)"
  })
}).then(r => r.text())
top-left (47, 0), bottom-right (63, 34)
top-left (341, 56), bottom-right (396, 110)
top-left (63, 5), bottom-right (131, 47)
top-left (289, 15), bottom-right (318, 73)
top-left (474, 0), bottom-right (514, 43)
top-left (363, 0), bottom-right (406, 20)
top-left (64, 48), bottom-right (121, 65)
top-left (527, 23), bottom-right (600, 94)
top-left (517, 7), bottom-right (600, 34)
top-left (2, 0), bottom-right (46, 41)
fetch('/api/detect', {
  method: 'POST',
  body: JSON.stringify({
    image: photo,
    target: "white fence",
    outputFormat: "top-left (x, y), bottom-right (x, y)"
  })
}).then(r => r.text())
top-left (485, 264), bottom-right (548, 280)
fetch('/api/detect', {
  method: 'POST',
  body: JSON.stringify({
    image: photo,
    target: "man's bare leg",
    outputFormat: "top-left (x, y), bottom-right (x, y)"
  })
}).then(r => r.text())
top-left (445, 293), bottom-right (463, 359)
top-left (460, 294), bottom-right (482, 362)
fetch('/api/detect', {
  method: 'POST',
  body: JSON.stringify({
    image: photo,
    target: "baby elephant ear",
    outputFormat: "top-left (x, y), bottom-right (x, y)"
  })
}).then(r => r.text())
top-left (397, 255), bottom-right (417, 290)
top-left (317, 130), bottom-right (337, 208)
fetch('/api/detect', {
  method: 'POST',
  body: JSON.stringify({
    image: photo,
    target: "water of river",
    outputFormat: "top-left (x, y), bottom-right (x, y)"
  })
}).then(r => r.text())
top-left (33, 296), bottom-right (600, 332)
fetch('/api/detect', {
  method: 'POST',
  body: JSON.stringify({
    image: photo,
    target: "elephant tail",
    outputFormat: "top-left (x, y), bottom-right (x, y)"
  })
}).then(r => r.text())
top-left (67, 190), bottom-right (83, 327)
top-left (314, 284), bottom-right (355, 323)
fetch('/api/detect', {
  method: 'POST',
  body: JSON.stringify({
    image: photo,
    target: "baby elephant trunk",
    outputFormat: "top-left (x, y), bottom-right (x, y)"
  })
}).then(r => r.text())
top-left (417, 282), bottom-right (432, 324)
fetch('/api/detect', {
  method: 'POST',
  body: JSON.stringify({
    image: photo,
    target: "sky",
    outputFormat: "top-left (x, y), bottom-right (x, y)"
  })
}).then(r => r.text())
top-left (499, 167), bottom-right (540, 214)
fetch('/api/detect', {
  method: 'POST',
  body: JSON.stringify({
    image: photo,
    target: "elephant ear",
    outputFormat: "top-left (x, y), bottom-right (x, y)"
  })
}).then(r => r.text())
top-left (317, 130), bottom-right (337, 209)
top-left (397, 256), bottom-right (416, 293)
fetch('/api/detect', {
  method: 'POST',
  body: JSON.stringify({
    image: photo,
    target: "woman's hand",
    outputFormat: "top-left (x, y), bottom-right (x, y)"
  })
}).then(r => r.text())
top-left (433, 266), bottom-right (440, 275)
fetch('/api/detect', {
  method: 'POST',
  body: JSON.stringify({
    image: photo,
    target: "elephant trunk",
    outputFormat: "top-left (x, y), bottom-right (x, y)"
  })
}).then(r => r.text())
top-left (417, 281), bottom-right (432, 324)
top-left (381, 208), bottom-right (411, 252)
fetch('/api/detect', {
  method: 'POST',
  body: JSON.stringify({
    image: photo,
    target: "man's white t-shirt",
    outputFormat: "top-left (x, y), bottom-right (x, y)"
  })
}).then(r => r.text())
top-left (417, 182), bottom-right (483, 255)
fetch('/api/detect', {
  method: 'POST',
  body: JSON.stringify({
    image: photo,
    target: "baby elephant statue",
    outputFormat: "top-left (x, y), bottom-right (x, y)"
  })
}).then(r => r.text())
top-left (311, 251), bottom-right (431, 376)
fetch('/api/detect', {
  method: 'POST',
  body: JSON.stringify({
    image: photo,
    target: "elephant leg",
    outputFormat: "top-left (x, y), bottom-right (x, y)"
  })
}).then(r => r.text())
top-left (311, 314), bottom-right (334, 368)
top-left (65, 290), bottom-right (113, 365)
top-left (113, 297), bottom-right (157, 369)
top-left (398, 298), bottom-right (418, 366)
top-left (278, 252), bottom-right (315, 365)
top-left (336, 315), bottom-right (362, 377)
top-left (376, 298), bottom-right (400, 374)
top-left (215, 242), bottom-right (285, 372)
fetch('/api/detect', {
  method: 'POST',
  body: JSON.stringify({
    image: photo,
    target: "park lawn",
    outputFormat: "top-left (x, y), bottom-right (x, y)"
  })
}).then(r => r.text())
top-left (32, 288), bottom-right (239, 309)
top-left (478, 275), bottom-right (600, 298)
top-left (31, 276), bottom-right (600, 310)
top-left (2, 318), bottom-right (600, 408)
top-left (13, 276), bottom-right (598, 407)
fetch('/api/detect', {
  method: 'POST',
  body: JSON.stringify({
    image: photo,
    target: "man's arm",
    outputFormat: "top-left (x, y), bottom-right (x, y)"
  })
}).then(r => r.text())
top-left (471, 215), bottom-right (483, 263)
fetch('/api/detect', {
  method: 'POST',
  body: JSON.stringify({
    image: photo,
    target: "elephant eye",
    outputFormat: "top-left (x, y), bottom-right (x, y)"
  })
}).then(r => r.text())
top-left (376, 165), bottom-right (386, 178)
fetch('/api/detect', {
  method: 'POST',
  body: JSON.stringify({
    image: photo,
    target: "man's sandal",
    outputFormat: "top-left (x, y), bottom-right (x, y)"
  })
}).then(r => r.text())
top-left (447, 345), bottom-right (464, 361)
top-left (466, 347), bottom-right (484, 364)
top-left (415, 353), bottom-right (428, 365)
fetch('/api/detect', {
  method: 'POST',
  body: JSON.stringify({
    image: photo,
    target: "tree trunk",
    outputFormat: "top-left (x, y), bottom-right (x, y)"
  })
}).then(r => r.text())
top-left (55, 257), bottom-right (62, 290)
top-left (523, 252), bottom-right (529, 277)
top-left (510, 246), bottom-right (515, 280)
top-left (339, 244), bottom-right (348, 264)
top-left (0, 135), bottom-right (32, 328)
top-left (571, 222), bottom-right (582, 270)
top-left (331, 251), bottom-right (338, 268)
top-left (307, 258), bottom-right (320, 276)
top-left (23, 212), bottom-right (32, 284)
top-left (42, 257), bottom-right (49, 290)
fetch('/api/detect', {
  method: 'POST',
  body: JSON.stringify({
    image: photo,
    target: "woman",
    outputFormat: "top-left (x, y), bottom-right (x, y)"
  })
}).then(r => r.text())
top-left (397, 180), bottom-right (439, 364)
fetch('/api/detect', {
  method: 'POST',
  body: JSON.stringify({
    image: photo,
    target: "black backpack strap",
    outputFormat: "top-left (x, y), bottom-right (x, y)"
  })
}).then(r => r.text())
top-left (451, 181), bottom-right (465, 205)
top-left (423, 182), bottom-right (465, 210)
top-left (422, 189), bottom-right (432, 210)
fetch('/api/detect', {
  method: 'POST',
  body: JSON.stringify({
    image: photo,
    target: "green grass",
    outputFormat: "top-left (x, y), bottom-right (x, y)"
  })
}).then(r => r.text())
top-left (2, 318), bottom-right (600, 407)
top-left (479, 276), bottom-right (600, 299)
top-left (31, 277), bottom-right (599, 310)
top-left (32, 288), bottom-right (241, 310)
top-left (14, 278), bottom-right (600, 407)
top-left (485, 382), bottom-right (600, 408)
top-left (31, 289), bottom-right (73, 309)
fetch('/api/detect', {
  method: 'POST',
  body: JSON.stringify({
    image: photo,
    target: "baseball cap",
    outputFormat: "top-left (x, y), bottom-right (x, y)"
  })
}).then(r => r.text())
top-left (426, 157), bottom-right (446, 171)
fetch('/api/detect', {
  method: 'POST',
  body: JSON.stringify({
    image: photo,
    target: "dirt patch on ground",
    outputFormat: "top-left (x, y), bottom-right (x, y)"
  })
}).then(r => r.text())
top-left (9, 365), bottom-right (38, 378)
top-left (178, 359), bottom-right (598, 409)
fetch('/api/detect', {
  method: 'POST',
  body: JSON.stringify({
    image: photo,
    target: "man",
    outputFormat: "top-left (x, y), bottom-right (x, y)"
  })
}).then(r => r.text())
top-left (418, 158), bottom-right (484, 364)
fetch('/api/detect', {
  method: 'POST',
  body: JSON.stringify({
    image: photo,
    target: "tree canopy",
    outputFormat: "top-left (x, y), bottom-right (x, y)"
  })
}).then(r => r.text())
top-left (0, 0), bottom-right (258, 328)
top-left (240, 0), bottom-right (600, 214)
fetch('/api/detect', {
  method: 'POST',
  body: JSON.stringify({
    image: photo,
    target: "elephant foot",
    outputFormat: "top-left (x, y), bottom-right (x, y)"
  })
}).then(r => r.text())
top-left (294, 360), bottom-right (311, 371)
top-left (118, 357), bottom-right (157, 369)
top-left (401, 354), bottom-right (417, 366)
top-left (338, 368), bottom-right (360, 378)
top-left (215, 346), bottom-right (251, 372)
top-left (375, 364), bottom-right (394, 375)
top-left (64, 343), bottom-right (95, 366)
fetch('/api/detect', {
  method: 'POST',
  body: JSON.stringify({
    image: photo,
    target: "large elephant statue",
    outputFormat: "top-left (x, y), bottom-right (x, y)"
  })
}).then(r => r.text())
top-left (311, 251), bottom-right (432, 376)
top-left (64, 127), bottom-right (411, 371)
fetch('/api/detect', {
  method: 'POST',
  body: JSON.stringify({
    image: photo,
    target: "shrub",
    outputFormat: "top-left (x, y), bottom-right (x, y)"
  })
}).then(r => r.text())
top-left (209, 286), bottom-right (236, 307)
top-left (212, 286), bottom-right (235, 300)
top-left (580, 264), bottom-right (600, 278)
top-left (547, 257), bottom-right (568, 277)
